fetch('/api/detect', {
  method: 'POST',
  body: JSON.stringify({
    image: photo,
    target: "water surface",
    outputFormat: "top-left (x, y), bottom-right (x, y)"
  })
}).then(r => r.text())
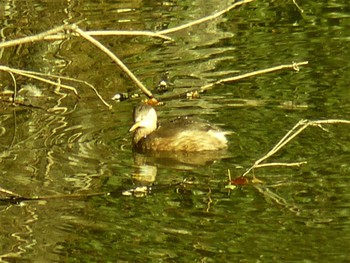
top-left (0, 0), bottom-right (350, 262)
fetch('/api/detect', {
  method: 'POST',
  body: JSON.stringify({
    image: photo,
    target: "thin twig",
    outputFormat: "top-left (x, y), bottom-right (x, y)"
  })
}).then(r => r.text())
top-left (159, 61), bottom-right (309, 101)
top-left (0, 186), bottom-right (21, 198)
top-left (72, 25), bottom-right (154, 99)
top-left (7, 70), bottom-right (17, 102)
top-left (0, 25), bottom-right (172, 49)
top-left (0, 65), bottom-right (79, 97)
top-left (253, 184), bottom-right (300, 213)
top-left (20, 69), bottom-right (112, 108)
top-left (9, 110), bottom-right (17, 149)
top-left (0, 24), bottom-right (67, 49)
top-left (292, 0), bottom-right (304, 13)
top-left (255, 161), bottom-right (307, 168)
top-left (159, 0), bottom-right (254, 35)
top-left (206, 188), bottom-right (213, 212)
top-left (87, 30), bottom-right (172, 41)
top-left (0, 65), bottom-right (113, 108)
top-left (249, 120), bottom-right (309, 172)
top-left (241, 119), bottom-right (350, 178)
top-left (201, 61), bottom-right (309, 91)
top-left (74, 80), bottom-right (112, 109)
top-left (309, 119), bottom-right (350, 125)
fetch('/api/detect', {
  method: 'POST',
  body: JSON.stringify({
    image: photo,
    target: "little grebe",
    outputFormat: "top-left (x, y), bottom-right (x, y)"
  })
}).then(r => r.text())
top-left (129, 104), bottom-right (228, 152)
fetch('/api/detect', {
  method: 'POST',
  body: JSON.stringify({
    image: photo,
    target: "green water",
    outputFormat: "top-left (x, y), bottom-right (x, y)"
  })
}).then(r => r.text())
top-left (0, 0), bottom-right (350, 262)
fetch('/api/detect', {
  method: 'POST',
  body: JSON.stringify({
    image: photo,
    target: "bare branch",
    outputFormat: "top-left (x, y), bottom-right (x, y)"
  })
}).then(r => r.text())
top-left (0, 65), bottom-right (113, 108)
top-left (241, 119), bottom-right (350, 178)
top-left (72, 25), bottom-right (154, 99)
top-left (0, 65), bottom-right (79, 96)
top-left (201, 61), bottom-right (309, 91)
top-left (0, 24), bottom-right (171, 49)
top-left (87, 30), bottom-right (173, 41)
top-left (255, 162), bottom-right (308, 168)
top-left (253, 184), bottom-right (300, 213)
top-left (0, 1), bottom-right (257, 102)
top-left (292, 0), bottom-right (304, 13)
top-left (0, 25), bottom-right (67, 49)
top-left (159, 0), bottom-right (255, 35)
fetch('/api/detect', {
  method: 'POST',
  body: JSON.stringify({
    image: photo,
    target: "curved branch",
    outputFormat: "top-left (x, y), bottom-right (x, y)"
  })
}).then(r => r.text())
top-left (72, 25), bottom-right (154, 99)
top-left (159, 0), bottom-right (255, 35)
top-left (241, 119), bottom-right (350, 178)
top-left (201, 61), bottom-right (309, 91)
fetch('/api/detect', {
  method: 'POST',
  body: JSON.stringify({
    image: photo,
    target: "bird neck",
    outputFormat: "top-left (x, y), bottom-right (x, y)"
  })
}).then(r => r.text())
top-left (133, 126), bottom-right (156, 145)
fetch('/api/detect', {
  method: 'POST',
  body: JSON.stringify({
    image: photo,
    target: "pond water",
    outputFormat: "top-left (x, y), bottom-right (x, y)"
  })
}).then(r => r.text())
top-left (1, 0), bottom-right (350, 262)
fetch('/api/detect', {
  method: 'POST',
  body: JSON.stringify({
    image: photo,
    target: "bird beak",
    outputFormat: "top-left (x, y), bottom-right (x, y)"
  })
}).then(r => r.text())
top-left (129, 118), bottom-right (149, 132)
top-left (129, 122), bottom-right (141, 132)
